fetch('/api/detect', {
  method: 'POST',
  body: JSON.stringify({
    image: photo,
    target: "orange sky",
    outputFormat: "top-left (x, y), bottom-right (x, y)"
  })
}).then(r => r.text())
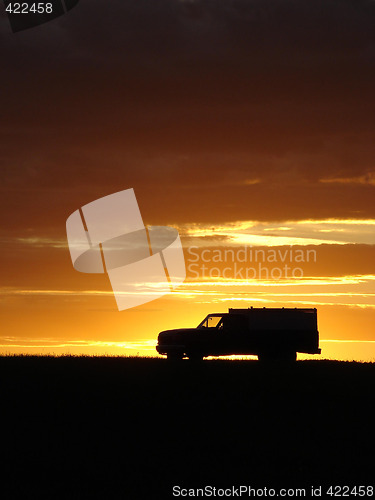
top-left (0, 0), bottom-right (374, 361)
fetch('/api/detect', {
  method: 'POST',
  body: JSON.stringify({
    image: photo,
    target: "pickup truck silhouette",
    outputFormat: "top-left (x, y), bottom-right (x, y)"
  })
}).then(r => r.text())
top-left (156, 307), bottom-right (321, 361)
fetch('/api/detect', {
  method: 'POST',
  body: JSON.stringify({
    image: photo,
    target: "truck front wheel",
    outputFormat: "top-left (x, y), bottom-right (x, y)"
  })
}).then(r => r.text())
top-left (167, 352), bottom-right (183, 361)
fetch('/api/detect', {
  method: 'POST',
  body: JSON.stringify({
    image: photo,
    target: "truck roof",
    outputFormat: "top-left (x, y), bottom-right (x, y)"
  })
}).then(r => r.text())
top-left (229, 307), bottom-right (317, 313)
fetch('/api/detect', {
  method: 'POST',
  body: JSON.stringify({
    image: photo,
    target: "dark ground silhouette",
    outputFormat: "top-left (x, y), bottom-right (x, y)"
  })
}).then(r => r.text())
top-left (1, 356), bottom-right (374, 498)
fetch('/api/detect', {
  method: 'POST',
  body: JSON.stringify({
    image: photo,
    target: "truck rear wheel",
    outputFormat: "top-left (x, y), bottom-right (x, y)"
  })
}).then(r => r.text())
top-left (188, 353), bottom-right (203, 362)
top-left (258, 351), bottom-right (297, 362)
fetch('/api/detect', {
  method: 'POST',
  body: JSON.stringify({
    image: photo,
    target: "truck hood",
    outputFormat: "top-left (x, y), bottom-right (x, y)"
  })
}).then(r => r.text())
top-left (158, 328), bottom-right (197, 342)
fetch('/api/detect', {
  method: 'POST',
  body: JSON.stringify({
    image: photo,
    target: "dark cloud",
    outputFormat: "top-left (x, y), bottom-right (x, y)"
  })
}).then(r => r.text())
top-left (1, 0), bottom-right (375, 229)
top-left (2, 0), bottom-right (375, 65)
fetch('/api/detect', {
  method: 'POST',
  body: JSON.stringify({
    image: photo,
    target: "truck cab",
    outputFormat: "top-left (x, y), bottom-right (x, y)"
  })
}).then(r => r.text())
top-left (156, 307), bottom-right (321, 361)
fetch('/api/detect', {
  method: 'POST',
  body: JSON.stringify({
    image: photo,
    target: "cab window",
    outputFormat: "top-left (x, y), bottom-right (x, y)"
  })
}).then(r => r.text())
top-left (198, 315), bottom-right (223, 329)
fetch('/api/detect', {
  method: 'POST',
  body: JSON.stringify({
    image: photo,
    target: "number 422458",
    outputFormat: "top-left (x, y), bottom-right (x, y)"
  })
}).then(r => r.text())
top-left (5, 3), bottom-right (53, 14)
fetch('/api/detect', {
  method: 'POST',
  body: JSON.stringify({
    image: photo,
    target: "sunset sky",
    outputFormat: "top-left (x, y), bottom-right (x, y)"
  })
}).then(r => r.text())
top-left (1, 0), bottom-right (374, 360)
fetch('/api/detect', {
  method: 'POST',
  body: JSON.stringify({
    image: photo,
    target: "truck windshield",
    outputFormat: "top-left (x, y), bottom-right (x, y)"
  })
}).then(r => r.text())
top-left (198, 315), bottom-right (223, 329)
